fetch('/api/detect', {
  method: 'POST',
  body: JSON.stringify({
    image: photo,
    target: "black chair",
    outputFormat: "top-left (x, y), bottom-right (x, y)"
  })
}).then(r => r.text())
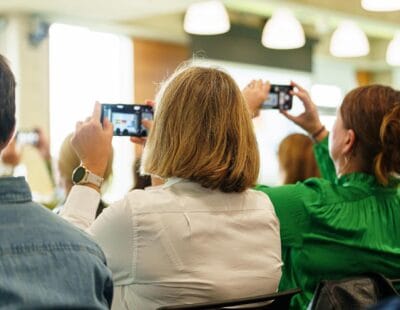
top-left (309, 273), bottom-right (400, 310)
top-left (392, 279), bottom-right (400, 287)
top-left (157, 288), bottom-right (302, 310)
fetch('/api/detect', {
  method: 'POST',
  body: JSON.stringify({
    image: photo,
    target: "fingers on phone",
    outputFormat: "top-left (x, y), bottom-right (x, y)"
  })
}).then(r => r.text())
top-left (292, 90), bottom-right (307, 101)
top-left (248, 80), bottom-right (256, 88)
top-left (93, 102), bottom-right (101, 120)
top-left (263, 81), bottom-right (271, 92)
top-left (290, 80), bottom-right (300, 89)
top-left (103, 118), bottom-right (114, 133)
top-left (144, 99), bottom-right (156, 107)
top-left (130, 136), bottom-right (146, 145)
top-left (141, 119), bottom-right (153, 129)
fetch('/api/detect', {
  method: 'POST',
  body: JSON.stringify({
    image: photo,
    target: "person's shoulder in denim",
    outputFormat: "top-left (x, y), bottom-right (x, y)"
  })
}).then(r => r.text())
top-left (370, 297), bottom-right (400, 310)
top-left (0, 176), bottom-right (113, 308)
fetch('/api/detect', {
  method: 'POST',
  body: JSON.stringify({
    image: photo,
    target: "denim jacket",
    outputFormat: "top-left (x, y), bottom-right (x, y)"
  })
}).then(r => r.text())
top-left (0, 177), bottom-right (113, 309)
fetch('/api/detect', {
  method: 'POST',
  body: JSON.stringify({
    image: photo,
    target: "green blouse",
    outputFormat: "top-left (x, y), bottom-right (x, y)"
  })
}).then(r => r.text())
top-left (256, 137), bottom-right (400, 309)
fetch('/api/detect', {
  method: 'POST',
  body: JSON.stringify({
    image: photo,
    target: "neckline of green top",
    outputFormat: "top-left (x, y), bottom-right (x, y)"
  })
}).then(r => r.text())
top-left (337, 172), bottom-right (399, 192)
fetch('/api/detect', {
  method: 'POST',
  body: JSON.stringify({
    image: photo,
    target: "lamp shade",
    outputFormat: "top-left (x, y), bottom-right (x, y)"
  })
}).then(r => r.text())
top-left (261, 9), bottom-right (305, 49)
top-left (386, 33), bottom-right (400, 66)
top-left (361, 0), bottom-right (400, 12)
top-left (330, 21), bottom-right (370, 57)
top-left (184, 0), bottom-right (230, 35)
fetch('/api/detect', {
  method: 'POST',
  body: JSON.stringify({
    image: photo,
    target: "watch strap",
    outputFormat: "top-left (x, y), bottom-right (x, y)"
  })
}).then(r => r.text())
top-left (73, 165), bottom-right (104, 187)
top-left (85, 170), bottom-right (104, 187)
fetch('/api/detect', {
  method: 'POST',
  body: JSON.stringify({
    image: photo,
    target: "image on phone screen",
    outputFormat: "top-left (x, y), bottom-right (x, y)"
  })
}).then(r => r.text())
top-left (261, 85), bottom-right (293, 110)
top-left (101, 104), bottom-right (153, 137)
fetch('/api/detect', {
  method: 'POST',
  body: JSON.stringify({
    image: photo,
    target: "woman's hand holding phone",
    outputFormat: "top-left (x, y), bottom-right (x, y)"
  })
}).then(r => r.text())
top-left (130, 100), bottom-right (155, 146)
top-left (71, 102), bottom-right (114, 179)
top-left (280, 81), bottom-right (324, 136)
top-left (242, 80), bottom-right (270, 118)
top-left (34, 128), bottom-right (51, 161)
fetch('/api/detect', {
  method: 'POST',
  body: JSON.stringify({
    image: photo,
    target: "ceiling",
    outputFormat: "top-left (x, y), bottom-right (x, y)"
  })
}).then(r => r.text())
top-left (277, 0), bottom-right (400, 24)
top-left (0, 0), bottom-right (196, 22)
top-left (1, 0), bottom-right (399, 38)
top-left (0, 0), bottom-right (399, 69)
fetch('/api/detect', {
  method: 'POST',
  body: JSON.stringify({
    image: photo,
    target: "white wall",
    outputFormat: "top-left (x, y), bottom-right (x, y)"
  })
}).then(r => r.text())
top-left (0, 15), bottom-right (53, 198)
top-left (313, 55), bottom-right (358, 95)
top-left (393, 69), bottom-right (400, 89)
top-left (0, 15), bottom-right (50, 134)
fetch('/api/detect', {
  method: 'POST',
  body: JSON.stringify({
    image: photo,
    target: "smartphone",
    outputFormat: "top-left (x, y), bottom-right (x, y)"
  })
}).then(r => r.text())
top-left (16, 130), bottom-right (39, 146)
top-left (261, 84), bottom-right (293, 110)
top-left (101, 104), bottom-right (153, 137)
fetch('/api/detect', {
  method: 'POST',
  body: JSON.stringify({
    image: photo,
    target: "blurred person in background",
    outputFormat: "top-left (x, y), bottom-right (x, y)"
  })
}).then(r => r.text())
top-left (244, 80), bottom-right (400, 309)
top-left (277, 133), bottom-right (320, 184)
top-left (0, 54), bottom-right (113, 308)
top-left (61, 65), bottom-right (282, 309)
top-left (54, 133), bottom-right (114, 217)
top-left (0, 127), bottom-right (53, 178)
top-left (0, 127), bottom-right (57, 208)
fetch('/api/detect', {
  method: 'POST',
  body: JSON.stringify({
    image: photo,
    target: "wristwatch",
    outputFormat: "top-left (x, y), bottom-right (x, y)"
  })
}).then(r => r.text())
top-left (72, 165), bottom-right (104, 187)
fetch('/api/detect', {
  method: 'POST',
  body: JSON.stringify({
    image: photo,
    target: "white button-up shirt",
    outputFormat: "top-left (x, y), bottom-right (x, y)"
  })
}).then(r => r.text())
top-left (62, 178), bottom-right (282, 310)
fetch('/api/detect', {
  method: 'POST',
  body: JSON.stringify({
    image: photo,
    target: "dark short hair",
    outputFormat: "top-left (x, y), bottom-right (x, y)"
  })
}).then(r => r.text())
top-left (0, 55), bottom-right (16, 144)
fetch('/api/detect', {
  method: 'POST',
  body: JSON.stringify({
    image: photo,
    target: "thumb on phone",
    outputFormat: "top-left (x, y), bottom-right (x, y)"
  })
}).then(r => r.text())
top-left (141, 119), bottom-right (153, 131)
top-left (92, 101), bottom-right (102, 122)
top-left (103, 117), bottom-right (114, 137)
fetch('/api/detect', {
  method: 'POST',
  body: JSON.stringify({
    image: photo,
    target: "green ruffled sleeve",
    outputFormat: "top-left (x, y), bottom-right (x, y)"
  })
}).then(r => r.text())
top-left (313, 136), bottom-right (337, 183)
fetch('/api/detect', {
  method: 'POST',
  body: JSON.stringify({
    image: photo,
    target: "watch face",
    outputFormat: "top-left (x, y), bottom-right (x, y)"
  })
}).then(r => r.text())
top-left (72, 166), bottom-right (86, 184)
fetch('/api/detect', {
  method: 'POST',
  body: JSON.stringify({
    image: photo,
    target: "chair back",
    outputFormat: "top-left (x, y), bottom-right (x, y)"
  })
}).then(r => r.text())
top-left (309, 273), bottom-right (400, 310)
top-left (157, 288), bottom-right (302, 310)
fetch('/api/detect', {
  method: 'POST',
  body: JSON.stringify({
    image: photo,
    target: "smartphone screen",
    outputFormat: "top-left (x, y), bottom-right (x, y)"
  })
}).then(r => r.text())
top-left (101, 104), bottom-right (153, 137)
top-left (16, 131), bottom-right (39, 146)
top-left (261, 85), bottom-right (293, 110)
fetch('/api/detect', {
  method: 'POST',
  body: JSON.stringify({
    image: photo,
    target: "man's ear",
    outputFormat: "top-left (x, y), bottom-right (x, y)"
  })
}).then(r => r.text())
top-left (0, 126), bottom-right (16, 152)
top-left (342, 129), bottom-right (356, 156)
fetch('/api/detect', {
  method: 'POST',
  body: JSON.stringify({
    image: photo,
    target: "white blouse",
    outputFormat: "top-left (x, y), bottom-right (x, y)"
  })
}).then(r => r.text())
top-left (61, 178), bottom-right (282, 310)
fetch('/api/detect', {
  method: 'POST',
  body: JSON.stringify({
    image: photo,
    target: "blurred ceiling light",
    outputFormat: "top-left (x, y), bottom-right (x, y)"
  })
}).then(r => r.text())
top-left (361, 0), bottom-right (400, 12)
top-left (184, 0), bottom-right (230, 35)
top-left (330, 21), bottom-right (370, 57)
top-left (386, 33), bottom-right (400, 66)
top-left (261, 9), bottom-right (305, 49)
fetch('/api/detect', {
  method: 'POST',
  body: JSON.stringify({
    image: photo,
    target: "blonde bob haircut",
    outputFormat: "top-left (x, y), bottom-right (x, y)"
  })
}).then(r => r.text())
top-left (142, 65), bottom-right (260, 193)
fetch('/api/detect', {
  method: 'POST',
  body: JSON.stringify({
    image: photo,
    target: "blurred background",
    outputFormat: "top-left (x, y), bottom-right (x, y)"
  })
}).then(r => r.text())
top-left (0, 0), bottom-right (399, 205)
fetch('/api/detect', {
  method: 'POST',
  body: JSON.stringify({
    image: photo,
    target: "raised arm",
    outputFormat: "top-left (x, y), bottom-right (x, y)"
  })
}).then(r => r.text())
top-left (279, 81), bottom-right (328, 141)
top-left (60, 101), bottom-right (133, 285)
top-left (313, 136), bottom-right (337, 182)
top-left (242, 79), bottom-right (270, 118)
top-left (243, 80), bottom-right (336, 180)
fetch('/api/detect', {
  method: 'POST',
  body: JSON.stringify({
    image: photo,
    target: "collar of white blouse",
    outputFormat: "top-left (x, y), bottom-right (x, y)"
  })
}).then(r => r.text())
top-left (163, 177), bottom-right (186, 189)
